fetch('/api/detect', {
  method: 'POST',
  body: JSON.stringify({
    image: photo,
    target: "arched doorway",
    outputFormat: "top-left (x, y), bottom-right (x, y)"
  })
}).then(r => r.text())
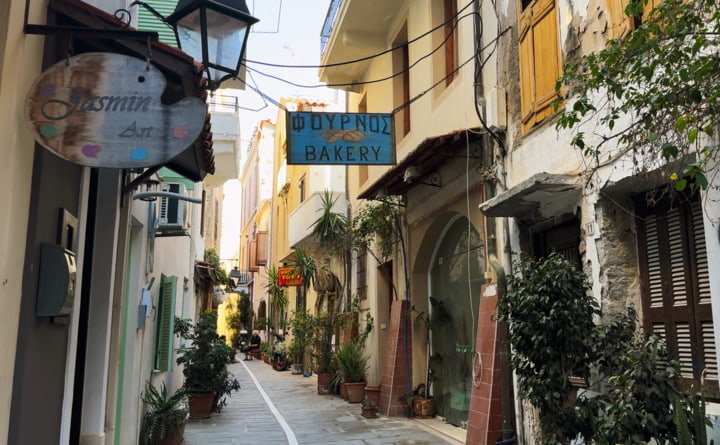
top-left (429, 216), bottom-right (484, 427)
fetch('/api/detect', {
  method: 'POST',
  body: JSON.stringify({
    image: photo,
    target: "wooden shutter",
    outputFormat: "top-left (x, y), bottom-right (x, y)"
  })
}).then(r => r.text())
top-left (155, 275), bottom-right (177, 372)
top-left (532, 0), bottom-right (561, 124)
top-left (249, 239), bottom-right (259, 272)
top-left (518, 4), bottom-right (535, 127)
top-left (637, 196), bottom-right (718, 395)
top-left (256, 231), bottom-right (268, 266)
top-left (606, 0), bottom-right (633, 39)
top-left (518, 0), bottom-right (561, 132)
top-left (444, 0), bottom-right (458, 85)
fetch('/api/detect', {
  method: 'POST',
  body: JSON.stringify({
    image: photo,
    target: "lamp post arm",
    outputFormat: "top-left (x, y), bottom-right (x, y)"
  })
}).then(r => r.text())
top-left (133, 191), bottom-right (202, 203)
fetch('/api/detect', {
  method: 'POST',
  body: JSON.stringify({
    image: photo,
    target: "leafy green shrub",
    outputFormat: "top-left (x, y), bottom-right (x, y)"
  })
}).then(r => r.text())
top-left (498, 253), bottom-right (710, 444)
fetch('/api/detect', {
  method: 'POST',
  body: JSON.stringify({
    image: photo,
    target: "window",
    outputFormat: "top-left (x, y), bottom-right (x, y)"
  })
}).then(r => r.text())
top-left (606, 0), bottom-right (658, 39)
top-left (356, 247), bottom-right (367, 300)
top-left (298, 176), bottom-right (306, 203)
top-left (518, 0), bottom-right (562, 132)
top-left (443, 0), bottom-right (458, 86)
top-left (393, 24), bottom-right (410, 141)
top-left (155, 275), bottom-right (177, 371)
top-left (636, 192), bottom-right (718, 395)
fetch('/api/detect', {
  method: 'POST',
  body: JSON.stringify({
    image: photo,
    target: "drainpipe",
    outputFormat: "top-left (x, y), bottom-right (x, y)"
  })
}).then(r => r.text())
top-left (473, 0), bottom-right (517, 440)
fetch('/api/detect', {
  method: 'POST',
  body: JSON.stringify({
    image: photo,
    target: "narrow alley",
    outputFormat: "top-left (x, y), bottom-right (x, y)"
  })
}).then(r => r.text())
top-left (183, 359), bottom-right (464, 445)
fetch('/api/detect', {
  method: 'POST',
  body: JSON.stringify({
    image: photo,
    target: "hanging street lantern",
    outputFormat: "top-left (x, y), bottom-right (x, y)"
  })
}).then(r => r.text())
top-left (167, 0), bottom-right (259, 91)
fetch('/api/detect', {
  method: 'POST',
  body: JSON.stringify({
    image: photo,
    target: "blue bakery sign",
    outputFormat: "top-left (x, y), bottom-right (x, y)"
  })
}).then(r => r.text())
top-left (286, 112), bottom-right (395, 165)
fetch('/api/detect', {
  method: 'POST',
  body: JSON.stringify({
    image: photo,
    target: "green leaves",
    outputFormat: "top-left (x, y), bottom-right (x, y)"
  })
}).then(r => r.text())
top-left (497, 254), bottom-right (709, 444)
top-left (555, 0), bottom-right (720, 191)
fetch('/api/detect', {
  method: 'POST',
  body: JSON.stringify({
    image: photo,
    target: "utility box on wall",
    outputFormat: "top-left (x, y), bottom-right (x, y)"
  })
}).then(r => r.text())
top-left (36, 243), bottom-right (76, 317)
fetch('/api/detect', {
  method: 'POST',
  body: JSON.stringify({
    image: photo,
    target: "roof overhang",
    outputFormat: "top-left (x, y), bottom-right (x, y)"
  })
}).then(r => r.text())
top-left (50, 0), bottom-right (215, 182)
top-left (479, 172), bottom-right (582, 217)
top-left (358, 128), bottom-right (484, 200)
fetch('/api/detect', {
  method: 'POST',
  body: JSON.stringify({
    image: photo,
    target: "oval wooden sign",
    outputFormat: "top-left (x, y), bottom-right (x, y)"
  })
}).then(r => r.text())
top-left (25, 52), bottom-right (207, 168)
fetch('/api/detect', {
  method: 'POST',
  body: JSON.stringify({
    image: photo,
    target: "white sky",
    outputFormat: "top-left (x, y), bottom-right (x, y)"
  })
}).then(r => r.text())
top-left (234, 0), bottom-right (340, 148)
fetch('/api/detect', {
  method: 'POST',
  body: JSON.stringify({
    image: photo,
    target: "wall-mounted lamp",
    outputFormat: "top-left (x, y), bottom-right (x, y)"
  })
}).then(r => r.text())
top-left (403, 166), bottom-right (441, 187)
top-left (24, 0), bottom-right (259, 91)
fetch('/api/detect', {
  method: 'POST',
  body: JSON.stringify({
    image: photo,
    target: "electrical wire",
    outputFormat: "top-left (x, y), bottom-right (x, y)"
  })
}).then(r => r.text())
top-left (240, 27), bottom-right (509, 118)
top-left (245, 0), bottom-right (477, 70)
top-left (242, 11), bottom-right (479, 90)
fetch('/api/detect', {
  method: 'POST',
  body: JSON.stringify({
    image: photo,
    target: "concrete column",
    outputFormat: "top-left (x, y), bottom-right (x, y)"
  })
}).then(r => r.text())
top-left (79, 170), bottom-right (121, 445)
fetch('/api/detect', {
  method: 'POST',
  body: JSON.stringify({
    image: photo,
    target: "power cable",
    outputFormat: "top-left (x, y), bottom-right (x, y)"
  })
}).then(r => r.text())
top-left (245, 0), bottom-right (477, 70)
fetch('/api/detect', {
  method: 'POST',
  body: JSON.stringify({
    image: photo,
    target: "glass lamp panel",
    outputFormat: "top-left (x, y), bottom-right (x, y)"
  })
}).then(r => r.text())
top-left (175, 9), bottom-right (205, 64)
top-left (205, 8), bottom-right (248, 81)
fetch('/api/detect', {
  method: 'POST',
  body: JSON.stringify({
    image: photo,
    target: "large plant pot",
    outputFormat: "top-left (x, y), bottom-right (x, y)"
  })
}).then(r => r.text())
top-left (188, 391), bottom-right (215, 419)
top-left (317, 372), bottom-right (333, 395)
top-left (339, 380), bottom-right (348, 400)
top-left (345, 382), bottom-right (366, 403)
top-left (412, 397), bottom-right (434, 419)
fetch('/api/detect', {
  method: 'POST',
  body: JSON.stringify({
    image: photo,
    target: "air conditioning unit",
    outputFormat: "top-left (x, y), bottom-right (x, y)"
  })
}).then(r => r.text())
top-left (157, 183), bottom-right (190, 236)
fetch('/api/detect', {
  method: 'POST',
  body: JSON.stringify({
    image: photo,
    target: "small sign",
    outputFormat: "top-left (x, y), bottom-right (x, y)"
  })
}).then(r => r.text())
top-left (286, 112), bottom-right (395, 165)
top-left (278, 267), bottom-right (303, 287)
top-left (25, 52), bottom-right (207, 168)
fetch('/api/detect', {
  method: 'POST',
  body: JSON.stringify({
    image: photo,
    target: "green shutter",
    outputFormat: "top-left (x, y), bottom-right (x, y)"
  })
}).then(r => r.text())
top-left (156, 275), bottom-right (177, 371)
top-left (135, 0), bottom-right (179, 46)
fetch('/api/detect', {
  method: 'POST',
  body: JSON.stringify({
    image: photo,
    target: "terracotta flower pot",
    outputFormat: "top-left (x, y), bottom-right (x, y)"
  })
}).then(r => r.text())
top-left (317, 372), bottom-right (332, 395)
top-left (364, 385), bottom-right (380, 406)
top-left (153, 421), bottom-right (185, 445)
top-left (187, 391), bottom-right (215, 419)
top-left (344, 381), bottom-right (366, 403)
top-left (412, 397), bottom-right (434, 419)
top-left (361, 406), bottom-right (378, 418)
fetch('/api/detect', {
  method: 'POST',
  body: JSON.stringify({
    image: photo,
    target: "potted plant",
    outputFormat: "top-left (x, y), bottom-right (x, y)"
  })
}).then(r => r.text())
top-left (260, 341), bottom-right (272, 364)
top-left (406, 297), bottom-right (449, 419)
top-left (174, 312), bottom-right (236, 418)
top-left (139, 382), bottom-right (187, 445)
top-left (287, 309), bottom-right (314, 374)
top-left (335, 338), bottom-right (369, 402)
top-left (361, 399), bottom-right (378, 418)
top-left (311, 311), bottom-right (335, 394)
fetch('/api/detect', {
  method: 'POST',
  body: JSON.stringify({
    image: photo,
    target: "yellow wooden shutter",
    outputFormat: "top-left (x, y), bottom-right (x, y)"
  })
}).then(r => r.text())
top-left (606, 0), bottom-right (633, 39)
top-left (532, 0), bottom-right (561, 124)
top-left (519, 6), bottom-right (535, 127)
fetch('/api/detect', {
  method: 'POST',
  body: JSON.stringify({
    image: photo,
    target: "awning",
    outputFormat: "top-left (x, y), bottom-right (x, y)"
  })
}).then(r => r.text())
top-left (479, 172), bottom-right (581, 217)
top-left (50, 0), bottom-right (215, 182)
top-left (358, 128), bottom-right (484, 200)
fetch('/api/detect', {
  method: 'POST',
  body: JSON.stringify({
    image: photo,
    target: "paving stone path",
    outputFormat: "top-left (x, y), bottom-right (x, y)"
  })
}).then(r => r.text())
top-left (183, 358), bottom-right (458, 445)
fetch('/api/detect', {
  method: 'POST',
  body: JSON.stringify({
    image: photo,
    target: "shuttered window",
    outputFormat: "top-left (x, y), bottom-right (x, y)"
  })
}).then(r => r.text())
top-left (636, 193), bottom-right (718, 395)
top-left (518, 0), bottom-right (562, 132)
top-left (444, 0), bottom-right (458, 86)
top-left (155, 275), bottom-right (177, 371)
top-left (606, 0), bottom-right (658, 39)
top-left (256, 231), bottom-right (268, 266)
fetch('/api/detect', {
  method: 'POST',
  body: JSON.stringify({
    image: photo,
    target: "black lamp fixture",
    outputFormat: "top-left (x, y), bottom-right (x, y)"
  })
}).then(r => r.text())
top-left (166, 0), bottom-right (259, 91)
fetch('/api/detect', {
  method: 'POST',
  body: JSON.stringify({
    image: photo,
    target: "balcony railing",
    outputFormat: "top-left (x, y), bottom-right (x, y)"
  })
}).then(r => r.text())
top-left (320, 0), bottom-right (343, 56)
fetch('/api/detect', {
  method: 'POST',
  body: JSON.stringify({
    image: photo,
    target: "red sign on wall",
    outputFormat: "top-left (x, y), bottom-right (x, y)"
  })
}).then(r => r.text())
top-left (278, 267), bottom-right (303, 287)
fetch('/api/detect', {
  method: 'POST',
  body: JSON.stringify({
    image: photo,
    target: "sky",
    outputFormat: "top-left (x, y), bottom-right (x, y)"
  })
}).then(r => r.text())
top-left (233, 0), bottom-right (339, 148)
top-left (217, 0), bottom-right (338, 264)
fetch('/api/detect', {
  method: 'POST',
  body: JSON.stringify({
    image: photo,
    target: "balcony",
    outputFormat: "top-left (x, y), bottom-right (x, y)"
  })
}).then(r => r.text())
top-left (288, 191), bottom-right (347, 248)
top-left (205, 94), bottom-right (241, 186)
top-left (318, 0), bottom-right (404, 86)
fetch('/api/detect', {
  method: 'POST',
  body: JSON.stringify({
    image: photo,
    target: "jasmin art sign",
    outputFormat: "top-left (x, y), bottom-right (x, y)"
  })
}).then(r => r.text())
top-left (286, 111), bottom-right (396, 165)
top-left (25, 52), bottom-right (206, 168)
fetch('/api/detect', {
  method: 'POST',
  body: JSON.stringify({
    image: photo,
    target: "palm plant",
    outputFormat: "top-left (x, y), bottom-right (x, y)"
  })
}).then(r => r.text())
top-left (265, 265), bottom-right (288, 323)
top-left (140, 382), bottom-right (187, 445)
